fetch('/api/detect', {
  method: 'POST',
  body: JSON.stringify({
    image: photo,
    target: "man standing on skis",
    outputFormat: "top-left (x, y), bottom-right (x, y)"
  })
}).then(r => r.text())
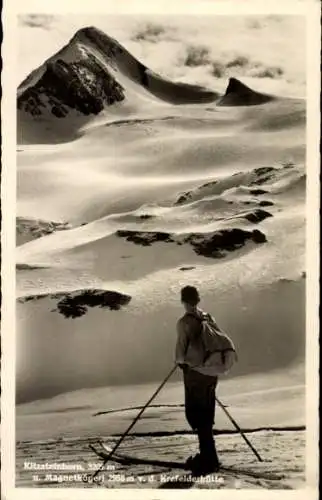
top-left (175, 285), bottom-right (236, 475)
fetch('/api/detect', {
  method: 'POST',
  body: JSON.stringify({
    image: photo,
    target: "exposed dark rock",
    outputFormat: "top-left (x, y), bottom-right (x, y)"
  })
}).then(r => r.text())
top-left (78, 27), bottom-right (124, 60)
top-left (243, 209), bottom-right (273, 223)
top-left (116, 230), bottom-right (174, 246)
top-left (18, 54), bottom-right (125, 119)
top-left (116, 228), bottom-right (267, 258)
top-left (139, 214), bottom-right (155, 220)
top-left (175, 193), bottom-right (192, 205)
top-left (173, 167), bottom-right (277, 207)
top-left (175, 180), bottom-right (218, 205)
top-left (258, 200), bottom-right (274, 207)
top-left (16, 217), bottom-right (72, 245)
top-left (217, 77), bottom-right (274, 107)
top-left (201, 180), bottom-right (218, 189)
top-left (250, 166), bottom-right (277, 186)
top-left (51, 105), bottom-right (68, 118)
top-left (18, 289), bottom-right (131, 318)
top-left (16, 263), bottom-right (49, 270)
top-left (183, 228), bottom-right (267, 258)
top-left (282, 161), bottom-right (296, 169)
top-left (179, 266), bottom-right (196, 271)
top-left (252, 229), bottom-right (267, 243)
top-left (249, 188), bottom-right (268, 196)
top-left (54, 290), bottom-right (131, 317)
top-left (253, 166), bottom-right (276, 176)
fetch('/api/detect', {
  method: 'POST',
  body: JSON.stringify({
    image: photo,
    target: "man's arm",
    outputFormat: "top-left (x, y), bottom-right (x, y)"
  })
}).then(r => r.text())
top-left (175, 319), bottom-right (189, 367)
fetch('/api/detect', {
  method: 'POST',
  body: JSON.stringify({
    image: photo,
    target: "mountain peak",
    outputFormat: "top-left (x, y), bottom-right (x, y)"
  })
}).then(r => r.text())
top-left (218, 77), bottom-right (274, 106)
top-left (72, 26), bottom-right (109, 43)
top-left (17, 26), bottom-right (218, 143)
top-left (226, 77), bottom-right (253, 94)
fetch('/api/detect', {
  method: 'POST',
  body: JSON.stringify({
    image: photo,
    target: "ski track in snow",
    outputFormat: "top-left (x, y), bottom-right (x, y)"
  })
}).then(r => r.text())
top-left (16, 430), bottom-right (305, 488)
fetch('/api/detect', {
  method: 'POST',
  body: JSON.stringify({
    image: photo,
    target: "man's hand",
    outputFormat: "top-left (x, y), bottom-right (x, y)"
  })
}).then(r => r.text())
top-left (178, 363), bottom-right (188, 371)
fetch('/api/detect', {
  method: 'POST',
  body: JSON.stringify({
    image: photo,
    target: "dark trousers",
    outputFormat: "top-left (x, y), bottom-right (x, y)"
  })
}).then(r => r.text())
top-left (183, 368), bottom-right (218, 463)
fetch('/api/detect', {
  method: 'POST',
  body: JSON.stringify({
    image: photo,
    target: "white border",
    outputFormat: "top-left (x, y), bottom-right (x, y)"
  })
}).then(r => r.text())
top-left (1, 1), bottom-right (320, 500)
top-left (1, 2), bottom-right (18, 497)
top-left (304, 1), bottom-right (320, 493)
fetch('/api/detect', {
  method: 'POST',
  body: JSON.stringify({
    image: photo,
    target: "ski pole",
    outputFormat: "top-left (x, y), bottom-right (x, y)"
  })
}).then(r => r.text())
top-left (91, 364), bottom-right (178, 479)
top-left (215, 396), bottom-right (263, 462)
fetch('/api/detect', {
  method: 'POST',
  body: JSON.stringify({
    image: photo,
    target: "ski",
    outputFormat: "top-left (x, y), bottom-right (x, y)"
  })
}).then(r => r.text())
top-left (89, 440), bottom-right (284, 482)
top-left (90, 442), bottom-right (187, 469)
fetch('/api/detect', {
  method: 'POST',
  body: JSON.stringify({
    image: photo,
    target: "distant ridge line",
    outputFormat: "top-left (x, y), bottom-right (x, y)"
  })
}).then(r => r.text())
top-left (103, 426), bottom-right (305, 437)
top-left (93, 403), bottom-right (185, 416)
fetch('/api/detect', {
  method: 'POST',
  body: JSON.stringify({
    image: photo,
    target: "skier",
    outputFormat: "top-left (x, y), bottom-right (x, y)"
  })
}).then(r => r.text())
top-left (175, 285), bottom-right (236, 474)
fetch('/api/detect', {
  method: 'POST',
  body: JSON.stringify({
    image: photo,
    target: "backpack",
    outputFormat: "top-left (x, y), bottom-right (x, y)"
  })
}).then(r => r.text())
top-left (185, 311), bottom-right (237, 375)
